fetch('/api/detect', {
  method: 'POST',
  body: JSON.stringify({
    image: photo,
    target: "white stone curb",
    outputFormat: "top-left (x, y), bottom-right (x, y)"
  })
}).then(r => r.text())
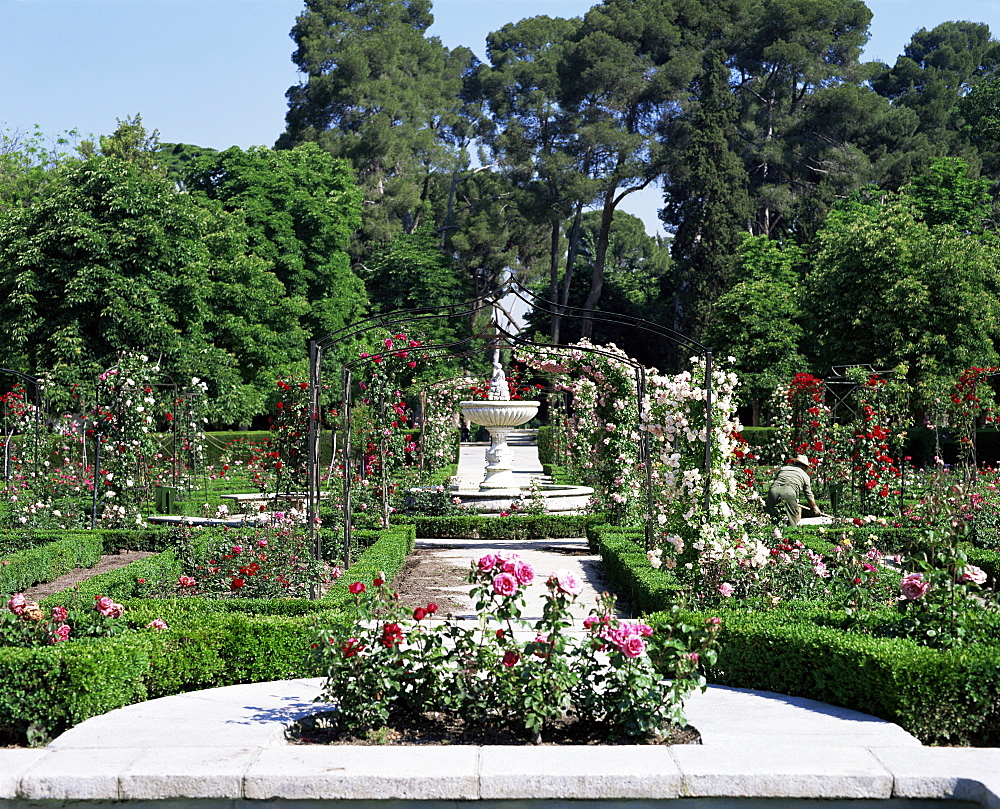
top-left (0, 679), bottom-right (997, 805)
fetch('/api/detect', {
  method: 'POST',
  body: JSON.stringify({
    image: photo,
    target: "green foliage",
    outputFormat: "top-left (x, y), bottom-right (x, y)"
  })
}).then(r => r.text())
top-left (681, 604), bottom-right (1000, 746)
top-left (0, 124), bottom-right (79, 209)
top-left (404, 513), bottom-right (597, 540)
top-left (77, 114), bottom-right (163, 175)
top-left (587, 524), bottom-right (684, 614)
top-left (0, 534), bottom-right (103, 596)
top-left (184, 143), bottom-right (366, 347)
top-left (804, 192), bottom-right (1000, 405)
top-left (278, 0), bottom-right (475, 245)
top-left (706, 237), bottom-right (804, 420)
top-left (363, 230), bottom-right (471, 351)
top-left (0, 522), bottom-right (415, 744)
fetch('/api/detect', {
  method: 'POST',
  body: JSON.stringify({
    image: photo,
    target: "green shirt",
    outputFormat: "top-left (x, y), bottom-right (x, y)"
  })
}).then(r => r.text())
top-left (770, 465), bottom-right (814, 500)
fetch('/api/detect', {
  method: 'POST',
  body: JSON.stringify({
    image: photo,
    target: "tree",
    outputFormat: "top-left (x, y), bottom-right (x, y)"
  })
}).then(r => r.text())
top-left (183, 143), bottom-right (367, 344)
top-left (803, 193), bottom-right (1000, 405)
top-left (705, 235), bottom-right (805, 424)
top-left (730, 0), bottom-right (874, 238)
top-left (902, 156), bottom-right (993, 231)
top-left (0, 155), bottom-right (319, 424)
top-left (363, 229), bottom-right (470, 350)
top-left (474, 14), bottom-right (595, 343)
top-left (277, 0), bottom-right (477, 245)
top-left (0, 125), bottom-right (78, 209)
top-left (663, 46), bottom-right (752, 343)
top-left (78, 114), bottom-right (163, 174)
top-left (873, 22), bottom-right (1000, 149)
top-left (525, 211), bottom-right (673, 368)
top-left (562, 0), bottom-right (705, 338)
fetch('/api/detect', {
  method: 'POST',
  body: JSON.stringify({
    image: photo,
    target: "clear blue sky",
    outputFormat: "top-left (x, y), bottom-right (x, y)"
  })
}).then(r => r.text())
top-left (3, 0), bottom-right (999, 234)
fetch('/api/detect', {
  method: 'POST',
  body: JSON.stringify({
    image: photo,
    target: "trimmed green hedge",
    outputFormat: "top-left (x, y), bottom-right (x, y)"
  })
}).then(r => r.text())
top-left (664, 605), bottom-right (1000, 746)
top-left (587, 524), bottom-right (683, 614)
top-left (0, 527), bottom-right (170, 557)
top-left (536, 426), bottom-right (555, 466)
top-left (588, 527), bottom-right (1000, 745)
top-left (405, 513), bottom-right (599, 539)
top-left (1, 534), bottom-right (104, 596)
top-left (0, 523), bottom-right (416, 744)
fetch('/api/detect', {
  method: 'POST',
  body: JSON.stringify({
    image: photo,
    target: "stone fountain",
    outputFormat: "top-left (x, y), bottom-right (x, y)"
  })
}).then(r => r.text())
top-left (453, 354), bottom-right (592, 513)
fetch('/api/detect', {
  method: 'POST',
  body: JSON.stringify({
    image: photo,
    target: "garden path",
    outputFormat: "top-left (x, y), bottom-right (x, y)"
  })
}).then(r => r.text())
top-left (396, 429), bottom-right (620, 625)
top-left (392, 537), bottom-right (621, 624)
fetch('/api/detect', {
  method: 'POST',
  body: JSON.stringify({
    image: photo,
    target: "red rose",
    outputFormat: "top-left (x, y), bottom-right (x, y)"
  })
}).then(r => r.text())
top-left (231, 578), bottom-right (245, 590)
top-left (348, 582), bottom-right (366, 595)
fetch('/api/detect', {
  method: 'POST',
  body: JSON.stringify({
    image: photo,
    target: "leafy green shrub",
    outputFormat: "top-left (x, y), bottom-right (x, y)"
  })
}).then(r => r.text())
top-left (0, 522), bottom-right (415, 744)
top-left (536, 425), bottom-right (555, 466)
top-left (667, 604), bottom-right (1000, 746)
top-left (586, 524), bottom-right (684, 614)
top-left (408, 514), bottom-right (598, 539)
top-left (1, 535), bottom-right (104, 595)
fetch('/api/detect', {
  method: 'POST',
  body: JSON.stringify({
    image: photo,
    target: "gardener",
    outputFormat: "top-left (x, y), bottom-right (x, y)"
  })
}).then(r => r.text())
top-left (765, 454), bottom-right (825, 526)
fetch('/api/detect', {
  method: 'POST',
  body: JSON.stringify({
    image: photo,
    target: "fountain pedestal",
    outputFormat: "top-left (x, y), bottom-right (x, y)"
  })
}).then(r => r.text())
top-left (459, 400), bottom-right (539, 493)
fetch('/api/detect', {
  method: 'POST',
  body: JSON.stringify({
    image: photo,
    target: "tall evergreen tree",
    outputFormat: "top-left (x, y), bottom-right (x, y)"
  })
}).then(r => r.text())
top-left (663, 48), bottom-right (752, 343)
top-left (277, 0), bottom-right (477, 245)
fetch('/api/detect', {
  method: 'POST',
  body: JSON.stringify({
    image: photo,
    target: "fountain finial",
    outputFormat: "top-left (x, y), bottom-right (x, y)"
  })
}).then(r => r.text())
top-left (487, 350), bottom-right (510, 401)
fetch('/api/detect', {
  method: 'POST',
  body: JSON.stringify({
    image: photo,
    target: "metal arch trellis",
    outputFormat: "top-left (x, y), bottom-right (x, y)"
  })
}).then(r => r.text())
top-left (304, 280), bottom-right (715, 583)
top-left (0, 369), bottom-right (45, 486)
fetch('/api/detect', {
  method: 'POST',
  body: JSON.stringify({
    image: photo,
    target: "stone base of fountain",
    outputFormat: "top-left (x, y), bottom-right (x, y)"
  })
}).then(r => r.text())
top-left (447, 482), bottom-right (595, 514)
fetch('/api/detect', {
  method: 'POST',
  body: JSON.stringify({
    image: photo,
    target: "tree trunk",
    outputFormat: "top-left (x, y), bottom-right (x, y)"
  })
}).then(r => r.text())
top-left (580, 190), bottom-right (616, 339)
top-left (557, 202), bottom-right (585, 342)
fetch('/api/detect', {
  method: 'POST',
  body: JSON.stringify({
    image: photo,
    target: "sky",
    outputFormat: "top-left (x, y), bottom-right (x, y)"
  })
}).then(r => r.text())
top-left (3, 0), bottom-right (1000, 235)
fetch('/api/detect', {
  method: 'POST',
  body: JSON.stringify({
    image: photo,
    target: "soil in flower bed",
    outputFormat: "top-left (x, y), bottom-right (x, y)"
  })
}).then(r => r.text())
top-left (287, 710), bottom-right (701, 746)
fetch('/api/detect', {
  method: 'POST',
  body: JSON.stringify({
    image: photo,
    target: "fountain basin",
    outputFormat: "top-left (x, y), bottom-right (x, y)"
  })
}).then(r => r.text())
top-left (449, 483), bottom-right (595, 514)
top-left (459, 400), bottom-right (539, 428)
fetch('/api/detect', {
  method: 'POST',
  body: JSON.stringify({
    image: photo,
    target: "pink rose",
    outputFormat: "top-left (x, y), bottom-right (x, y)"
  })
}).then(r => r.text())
top-left (492, 572), bottom-right (518, 597)
top-left (52, 624), bottom-right (71, 643)
top-left (900, 572), bottom-right (929, 600)
top-left (477, 554), bottom-right (498, 573)
top-left (50, 606), bottom-right (68, 622)
top-left (513, 560), bottom-right (535, 586)
top-left (632, 622), bottom-right (654, 637)
top-left (620, 635), bottom-right (646, 658)
top-left (94, 595), bottom-right (114, 615)
top-left (550, 569), bottom-right (583, 596)
top-left (718, 582), bottom-right (735, 598)
top-left (961, 565), bottom-right (988, 585)
top-left (7, 594), bottom-right (27, 616)
top-left (232, 545), bottom-right (243, 555)
top-left (177, 575), bottom-right (196, 588)
top-left (146, 618), bottom-right (169, 630)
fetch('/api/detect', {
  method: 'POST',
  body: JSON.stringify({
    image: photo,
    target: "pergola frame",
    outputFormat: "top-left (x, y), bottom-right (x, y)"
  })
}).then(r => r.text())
top-left (304, 280), bottom-right (713, 577)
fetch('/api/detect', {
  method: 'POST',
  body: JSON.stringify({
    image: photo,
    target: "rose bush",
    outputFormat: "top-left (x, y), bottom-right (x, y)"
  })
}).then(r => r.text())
top-left (312, 553), bottom-right (721, 742)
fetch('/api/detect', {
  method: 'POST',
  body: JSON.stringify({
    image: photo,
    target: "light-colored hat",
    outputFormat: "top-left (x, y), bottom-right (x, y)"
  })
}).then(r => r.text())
top-left (792, 454), bottom-right (811, 468)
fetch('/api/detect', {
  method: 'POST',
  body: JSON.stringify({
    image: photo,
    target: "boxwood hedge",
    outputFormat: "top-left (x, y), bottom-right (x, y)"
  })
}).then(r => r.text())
top-left (0, 523), bottom-right (415, 745)
top-left (590, 524), bottom-right (1000, 745)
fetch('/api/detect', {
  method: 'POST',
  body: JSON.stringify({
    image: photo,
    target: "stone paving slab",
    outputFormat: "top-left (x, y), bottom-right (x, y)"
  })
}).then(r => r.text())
top-left (478, 745), bottom-right (682, 799)
top-left (0, 749), bottom-right (45, 799)
top-left (872, 747), bottom-right (1000, 807)
top-left (245, 746), bottom-right (481, 800)
top-left (120, 748), bottom-right (261, 800)
top-left (682, 686), bottom-right (921, 748)
top-left (670, 745), bottom-right (894, 799)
